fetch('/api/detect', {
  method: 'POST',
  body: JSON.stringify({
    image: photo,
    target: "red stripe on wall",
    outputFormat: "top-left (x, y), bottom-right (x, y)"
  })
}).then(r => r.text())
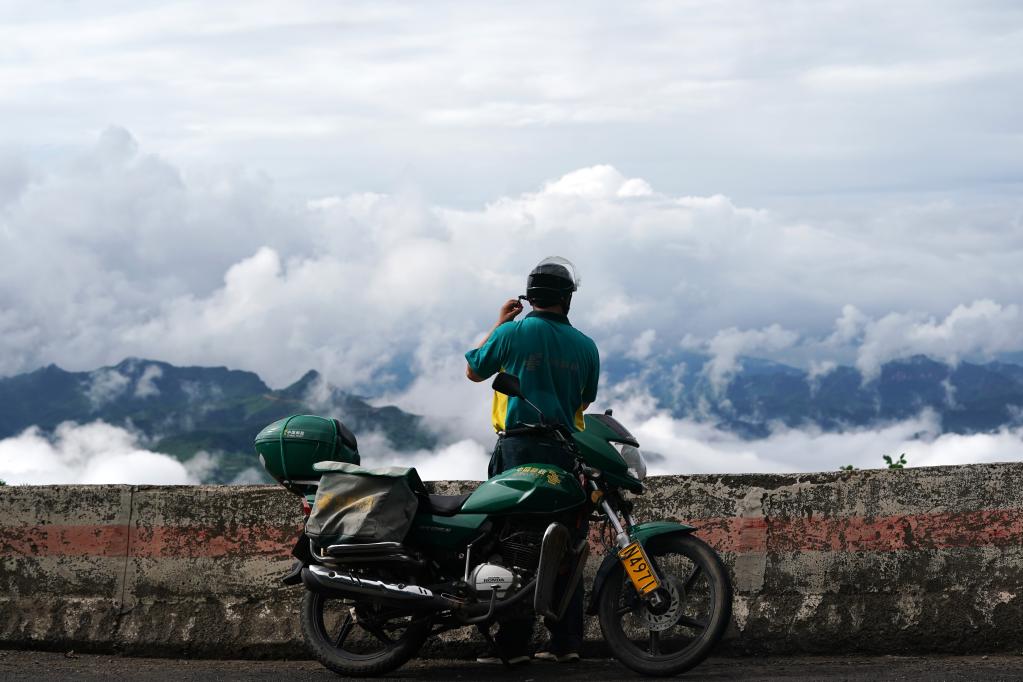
top-left (0, 525), bottom-right (129, 558)
top-left (0, 524), bottom-right (295, 559)
top-left (4, 508), bottom-right (1023, 559)
top-left (129, 525), bottom-right (296, 559)
top-left (766, 508), bottom-right (1023, 553)
top-left (691, 517), bottom-right (769, 553)
top-left (588, 510), bottom-right (1023, 555)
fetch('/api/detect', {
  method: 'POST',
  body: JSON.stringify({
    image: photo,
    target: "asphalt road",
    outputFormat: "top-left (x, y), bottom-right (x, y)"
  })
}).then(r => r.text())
top-left (2, 651), bottom-right (1023, 681)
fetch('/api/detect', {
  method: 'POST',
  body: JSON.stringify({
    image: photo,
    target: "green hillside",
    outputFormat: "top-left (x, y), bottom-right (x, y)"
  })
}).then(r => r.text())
top-left (0, 359), bottom-right (436, 484)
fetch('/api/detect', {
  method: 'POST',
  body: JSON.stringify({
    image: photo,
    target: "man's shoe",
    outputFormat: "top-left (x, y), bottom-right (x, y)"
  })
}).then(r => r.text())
top-left (476, 649), bottom-right (530, 665)
top-left (533, 644), bottom-right (580, 663)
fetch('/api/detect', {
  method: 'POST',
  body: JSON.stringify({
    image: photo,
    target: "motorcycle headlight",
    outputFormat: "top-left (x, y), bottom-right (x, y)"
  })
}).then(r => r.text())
top-left (615, 443), bottom-right (647, 481)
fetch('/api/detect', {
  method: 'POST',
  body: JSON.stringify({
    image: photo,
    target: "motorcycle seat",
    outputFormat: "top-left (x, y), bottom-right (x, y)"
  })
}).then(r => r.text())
top-left (423, 493), bottom-right (471, 516)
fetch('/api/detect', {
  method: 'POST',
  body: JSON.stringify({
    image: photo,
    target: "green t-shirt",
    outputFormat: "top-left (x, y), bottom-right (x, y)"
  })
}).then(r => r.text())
top-left (465, 311), bottom-right (599, 432)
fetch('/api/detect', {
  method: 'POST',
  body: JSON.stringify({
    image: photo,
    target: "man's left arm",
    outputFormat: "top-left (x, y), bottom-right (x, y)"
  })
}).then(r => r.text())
top-left (465, 299), bottom-right (522, 382)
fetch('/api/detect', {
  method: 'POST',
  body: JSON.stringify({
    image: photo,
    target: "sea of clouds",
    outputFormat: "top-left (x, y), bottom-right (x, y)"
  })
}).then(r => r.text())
top-left (4, 406), bottom-right (1023, 485)
top-left (2, 130), bottom-right (1021, 388)
top-left (1, 131), bottom-right (1022, 484)
top-left (0, 421), bottom-right (215, 486)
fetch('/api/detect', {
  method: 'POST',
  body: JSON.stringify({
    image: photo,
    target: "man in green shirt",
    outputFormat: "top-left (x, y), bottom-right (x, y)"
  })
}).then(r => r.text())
top-left (464, 256), bottom-right (599, 664)
top-left (466, 257), bottom-right (599, 472)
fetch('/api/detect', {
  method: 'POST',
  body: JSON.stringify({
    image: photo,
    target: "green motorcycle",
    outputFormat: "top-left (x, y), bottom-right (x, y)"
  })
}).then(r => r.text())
top-left (255, 372), bottom-right (732, 677)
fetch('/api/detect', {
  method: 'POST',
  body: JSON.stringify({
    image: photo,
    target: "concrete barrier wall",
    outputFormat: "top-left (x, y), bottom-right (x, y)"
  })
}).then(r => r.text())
top-left (0, 484), bottom-right (306, 656)
top-left (2, 463), bottom-right (1023, 656)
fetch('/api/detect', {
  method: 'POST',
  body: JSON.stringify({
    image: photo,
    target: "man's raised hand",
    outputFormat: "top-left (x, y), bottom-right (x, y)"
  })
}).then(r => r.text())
top-left (498, 298), bottom-right (524, 324)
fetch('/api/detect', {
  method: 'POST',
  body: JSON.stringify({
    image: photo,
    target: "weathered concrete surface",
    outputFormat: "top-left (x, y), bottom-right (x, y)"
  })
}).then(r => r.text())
top-left (2, 463), bottom-right (1023, 656)
top-left (116, 486), bottom-right (304, 657)
top-left (0, 484), bottom-right (306, 656)
top-left (4, 650), bottom-right (1023, 681)
top-left (636, 466), bottom-right (1023, 654)
top-left (0, 486), bottom-right (131, 651)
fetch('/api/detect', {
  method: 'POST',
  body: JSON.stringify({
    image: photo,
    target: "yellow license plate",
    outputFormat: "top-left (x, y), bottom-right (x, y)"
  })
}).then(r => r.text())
top-left (618, 541), bottom-right (660, 595)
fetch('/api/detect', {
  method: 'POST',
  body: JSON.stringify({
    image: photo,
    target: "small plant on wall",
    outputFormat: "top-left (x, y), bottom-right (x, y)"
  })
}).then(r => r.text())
top-left (883, 453), bottom-right (908, 469)
top-left (839, 453), bottom-right (909, 471)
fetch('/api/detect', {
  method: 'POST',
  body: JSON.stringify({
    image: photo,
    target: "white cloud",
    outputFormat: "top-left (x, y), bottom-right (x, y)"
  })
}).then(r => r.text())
top-left (627, 329), bottom-right (658, 361)
top-left (3, 130), bottom-right (1023, 396)
top-left (542, 165), bottom-right (653, 199)
top-left (230, 466), bottom-right (268, 485)
top-left (588, 293), bottom-right (639, 327)
top-left (0, 421), bottom-right (198, 485)
top-left (806, 359), bottom-right (838, 396)
top-left (701, 325), bottom-right (799, 393)
top-left (134, 364), bottom-right (163, 398)
top-left (903, 429), bottom-right (1023, 468)
top-left (360, 376), bottom-right (1023, 478)
top-left (4, 384), bottom-right (1021, 485)
top-left (84, 369), bottom-right (130, 408)
top-left (604, 384), bottom-right (1023, 475)
top-left (182, 450), bottom-right (220, 482)
top-left (808, 360), bottom-right (837, 380)
top-left (359, 432), bottom-right (492, 481)
top-left (853, 300), bottom-right (1023, 380)
top-left (828, 305), bottom-right (870, 346)
top-left (802, 59), bottom-right (990, 91)
top-left (3, 1), bottom-right (1020, 208)
top-left (0, 4), bottom-right (1020, 477)
top-left (373, 337), bottom-right (501, 448)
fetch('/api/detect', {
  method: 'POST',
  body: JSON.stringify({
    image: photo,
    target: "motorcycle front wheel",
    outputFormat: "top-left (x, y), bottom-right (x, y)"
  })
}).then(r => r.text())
top-left (300, 590), bottom-right (431, 677)
top-left (598, 534), bottom-right (732, 677)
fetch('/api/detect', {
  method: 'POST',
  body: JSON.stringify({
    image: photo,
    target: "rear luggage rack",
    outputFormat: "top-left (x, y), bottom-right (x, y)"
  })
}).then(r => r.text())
top-left (315, 540), bottom-right (425, 567)
top-left (324, 541), bottom-right (404, 555)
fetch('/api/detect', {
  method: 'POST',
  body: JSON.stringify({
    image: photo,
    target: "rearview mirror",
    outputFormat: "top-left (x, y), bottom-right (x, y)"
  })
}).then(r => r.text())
top-left (492, 372), bottom-right (523, 398)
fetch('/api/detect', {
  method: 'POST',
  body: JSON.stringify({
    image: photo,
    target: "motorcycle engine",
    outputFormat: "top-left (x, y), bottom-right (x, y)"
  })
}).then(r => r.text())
top-left (469, 563), bottom-right (517, 597)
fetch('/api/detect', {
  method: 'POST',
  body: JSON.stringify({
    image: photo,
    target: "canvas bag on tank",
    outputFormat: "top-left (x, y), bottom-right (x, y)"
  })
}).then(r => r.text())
top-left (306, 461), bottom-right (424, 545)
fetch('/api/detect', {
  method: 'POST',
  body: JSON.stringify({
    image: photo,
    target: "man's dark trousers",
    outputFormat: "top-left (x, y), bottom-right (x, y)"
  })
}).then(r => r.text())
top-left (485, 434), bottom-right (587, 658)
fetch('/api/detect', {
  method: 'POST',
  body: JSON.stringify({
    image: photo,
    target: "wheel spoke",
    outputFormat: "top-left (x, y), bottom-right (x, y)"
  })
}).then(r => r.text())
top-left (678, 614), bottom-right (707, 630)
top-left (359, 621), bottom-right (395, 644)
top-left (649, 630), bottom-right (661, 655)
top-left (332, 613), bottom-right (354, 647)
top-left (616, 604), bottom-right (636, 617)
top-left (616, 589), bottom-right (641, 618)
top-left (684, 566), bottom-right (703, 592)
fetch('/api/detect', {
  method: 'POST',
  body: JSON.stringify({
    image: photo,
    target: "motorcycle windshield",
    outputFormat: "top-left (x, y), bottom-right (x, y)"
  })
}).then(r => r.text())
top-left (573, 415), bottom-right (630, 474)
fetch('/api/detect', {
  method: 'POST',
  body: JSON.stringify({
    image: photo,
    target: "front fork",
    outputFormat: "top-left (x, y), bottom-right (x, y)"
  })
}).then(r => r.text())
top-left (589, 480), bottom-right (670, 612)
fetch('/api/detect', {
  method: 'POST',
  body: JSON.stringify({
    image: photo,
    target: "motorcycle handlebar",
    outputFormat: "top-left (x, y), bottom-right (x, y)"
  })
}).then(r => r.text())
top-left (499, 424), bottom-right (593, 476)
top-left (500, 425), bottom-right (552, 437)
top-left (500, 423), bottom-right (573, 439)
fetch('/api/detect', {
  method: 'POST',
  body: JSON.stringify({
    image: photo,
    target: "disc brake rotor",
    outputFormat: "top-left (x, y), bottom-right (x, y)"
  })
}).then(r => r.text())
top-left (638, 577), bottom-right (684, 632)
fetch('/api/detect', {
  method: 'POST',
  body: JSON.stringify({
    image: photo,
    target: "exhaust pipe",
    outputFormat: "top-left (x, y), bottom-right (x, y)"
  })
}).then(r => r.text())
top-left (303, 565), bottom-right (458, 609)
top-left (302, 564), bottom-right (537, 620)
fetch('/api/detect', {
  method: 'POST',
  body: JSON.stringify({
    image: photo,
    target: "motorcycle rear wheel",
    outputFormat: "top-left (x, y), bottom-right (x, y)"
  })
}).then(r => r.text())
top-left (300, 590), bottom-right (431, 677)
top-left (598, 534), bottom-right (732, 677)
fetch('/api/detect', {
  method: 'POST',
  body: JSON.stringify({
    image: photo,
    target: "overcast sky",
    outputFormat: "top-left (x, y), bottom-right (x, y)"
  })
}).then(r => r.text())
top-left (4, 1), bottom-right (1023, 204)
top-left (2, 1), bottom-right (1023, 479)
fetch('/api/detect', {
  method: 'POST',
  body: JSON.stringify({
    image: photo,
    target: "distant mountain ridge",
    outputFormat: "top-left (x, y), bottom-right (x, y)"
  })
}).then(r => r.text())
top-left (3, 354), bottom-right (1022, 483)
top-left (0, 358), bottom-right (436, 483)
top-left (603, 352), bottom-right (1023, 438)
